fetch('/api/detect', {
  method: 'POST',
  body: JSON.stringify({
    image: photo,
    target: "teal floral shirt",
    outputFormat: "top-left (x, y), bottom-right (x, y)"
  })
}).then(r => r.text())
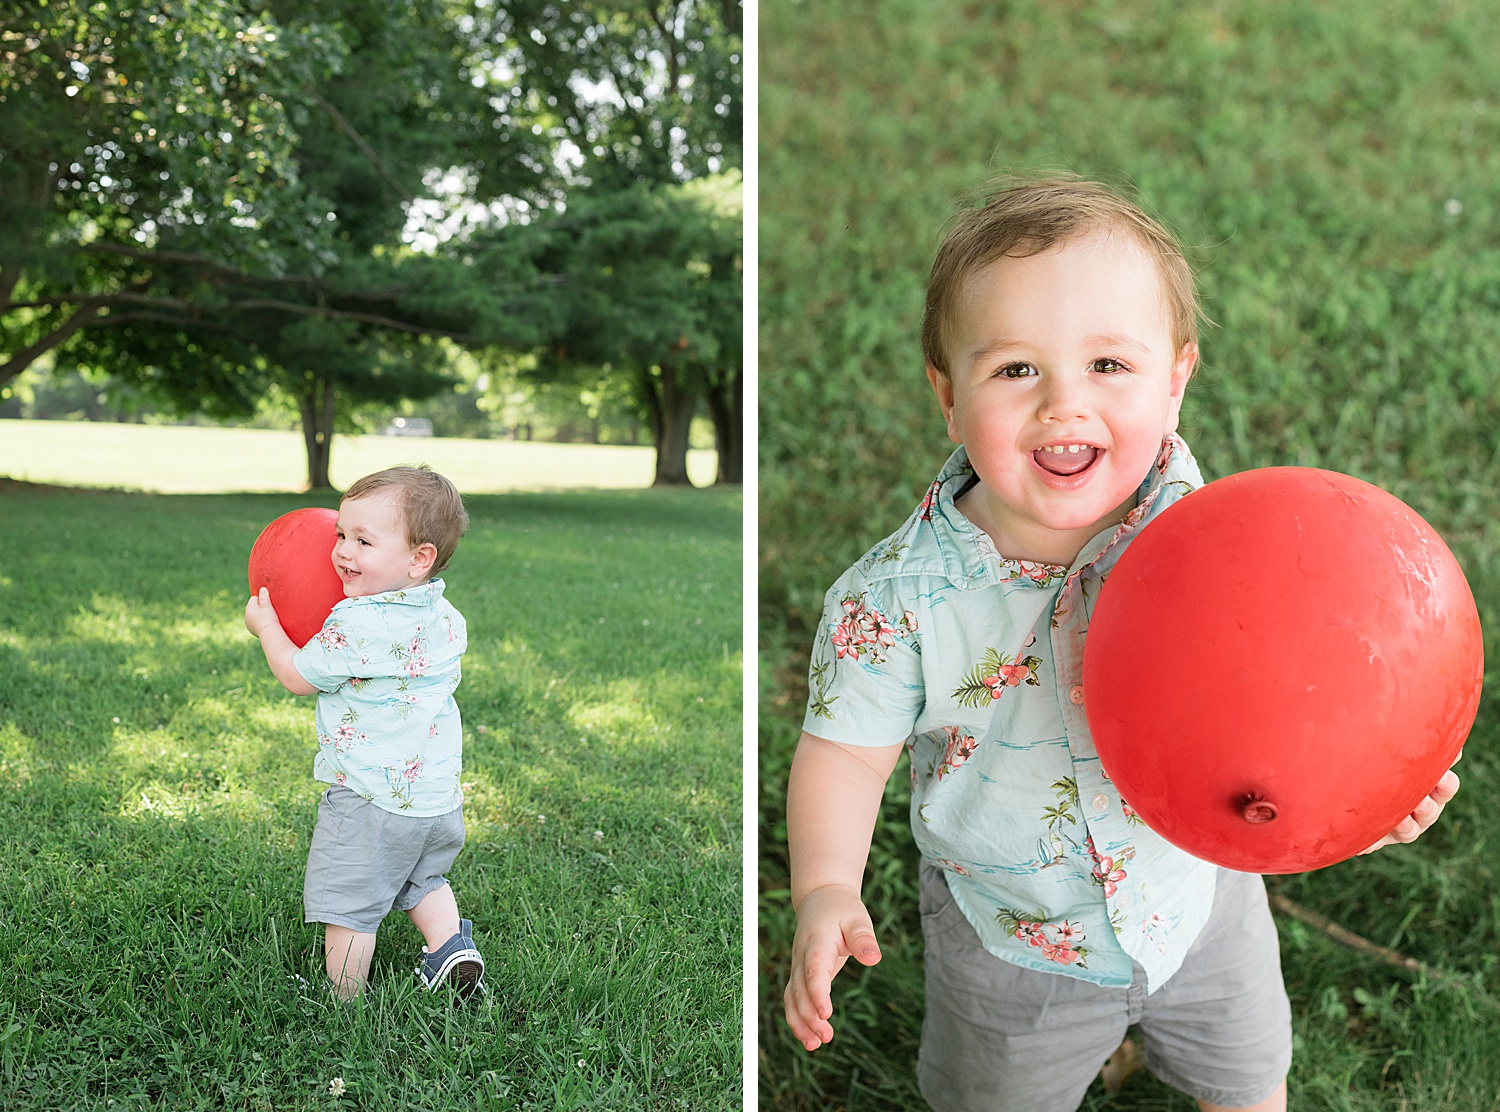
top-left (293, 579), bottom-right (466, 817)
top-left (803, 434), bottom-right (1219, 992)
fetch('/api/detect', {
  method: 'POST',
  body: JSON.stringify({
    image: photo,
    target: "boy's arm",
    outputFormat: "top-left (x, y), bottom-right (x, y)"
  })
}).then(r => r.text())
top-left (784, 730), bottom-right (905, 1052)
top-left (244, 588), bottom-right (318, 696)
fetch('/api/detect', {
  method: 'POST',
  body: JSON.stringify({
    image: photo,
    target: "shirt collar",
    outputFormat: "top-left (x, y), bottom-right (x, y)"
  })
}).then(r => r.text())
top-left (335, 577), bottom-right (447, 609)
top-left (926, 435), bottom-right (1201, 590)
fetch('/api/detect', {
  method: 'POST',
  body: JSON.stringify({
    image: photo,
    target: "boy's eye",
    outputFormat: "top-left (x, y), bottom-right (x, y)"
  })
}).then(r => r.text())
top-left (998, 362), bottom-right (1036, 379)
top-left (1091, 358), bottom-right (1129, 374)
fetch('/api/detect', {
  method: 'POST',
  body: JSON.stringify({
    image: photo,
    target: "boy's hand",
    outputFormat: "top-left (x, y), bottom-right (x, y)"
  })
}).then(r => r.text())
top-left (784, 884), bottom-right (882, 1052)
top-left (1358, 763), bottom-right (1461, 855)
top-left (244, 587), bottom-right (285, 639)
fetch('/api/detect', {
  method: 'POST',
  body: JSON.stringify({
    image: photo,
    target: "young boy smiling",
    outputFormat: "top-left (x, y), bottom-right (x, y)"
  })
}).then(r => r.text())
top-left (782, 178), bottom-right (1460, 1111)
top-left (245, 465), bottom-right (484, 999)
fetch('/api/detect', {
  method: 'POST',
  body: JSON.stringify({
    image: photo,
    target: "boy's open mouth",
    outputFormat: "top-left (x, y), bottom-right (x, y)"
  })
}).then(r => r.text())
top-left (1033, 444), bottom-right (1100, 477)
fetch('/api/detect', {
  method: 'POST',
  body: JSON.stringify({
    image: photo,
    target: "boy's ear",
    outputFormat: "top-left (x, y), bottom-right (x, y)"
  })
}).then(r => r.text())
top-left (1164, 342), bottom-right (1198, 433)
top-left (409, 542), bottom-right (439, 579)
top-left (926, 364), bottom-right (962, 445)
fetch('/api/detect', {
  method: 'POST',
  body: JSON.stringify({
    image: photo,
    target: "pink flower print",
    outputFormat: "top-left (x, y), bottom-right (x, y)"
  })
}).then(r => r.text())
top-left (429, 723), bottom-right (438, 739)
top-left (1014, 920), bottom-right (1046, 947)
top-left (936, 726), bottom-right (978, 779)
top-left (407, 655), bottom-right (429, 678)
top-left (1093, 857), bottom-right (1127, 899)
top-left (1055, 920), bottom-right (1085, 945)
top-left (841, 596), bottom-right (862, 616)
top-left (316, 626), bottom-right (348, 650)
top-left (1040, 940), bottom-right (1083, 965)
top-left (998, 662), bottom-right (1032, 686)
top-left (831, 620), bottom-right (859, 659)
top-left (334, 772), bottom-right (347, 785)
top-left (402, 757), bottom-right (424, 783)
top-left (918, 480), bottom-right (941, 520)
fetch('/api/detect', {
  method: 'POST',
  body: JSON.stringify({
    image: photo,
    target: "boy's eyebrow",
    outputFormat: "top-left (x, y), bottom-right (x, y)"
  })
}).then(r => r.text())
top-left (968, 333), bottom-right (1155, 362)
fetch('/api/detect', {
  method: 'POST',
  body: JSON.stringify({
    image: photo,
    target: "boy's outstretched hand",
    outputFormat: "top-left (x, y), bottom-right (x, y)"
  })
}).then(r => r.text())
top-left (1357, 763), bottom-right (1461, 855)
top-left (784, 883), bottom-right (883, 1052)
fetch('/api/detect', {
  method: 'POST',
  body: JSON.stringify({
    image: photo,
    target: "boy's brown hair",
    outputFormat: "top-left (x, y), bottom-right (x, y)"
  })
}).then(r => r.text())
top-left (343, 465), bottom-right (469, 573)
top-left (922, 175), bottom-right (1204, 377)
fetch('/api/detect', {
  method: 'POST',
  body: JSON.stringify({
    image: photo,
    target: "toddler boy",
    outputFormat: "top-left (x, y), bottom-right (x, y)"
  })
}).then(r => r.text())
top-left (245, 465), bottom-right (484, 999)
top-left (782, 177), bottom-right (1460, 1111)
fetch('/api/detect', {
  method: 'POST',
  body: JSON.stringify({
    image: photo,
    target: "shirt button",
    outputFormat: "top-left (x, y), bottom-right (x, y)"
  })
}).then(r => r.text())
top-left (1091, 792), bottom-right (1110, 812)
top-left (1069, 685), bottom-right (1085, 705)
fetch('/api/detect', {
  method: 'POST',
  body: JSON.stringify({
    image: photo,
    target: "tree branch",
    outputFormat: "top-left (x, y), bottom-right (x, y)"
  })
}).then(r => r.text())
top-left (305, 86), bottom-right (416, 203)
top-left (0, 302), bottom-right (107, 388)
top-left (1268, 892), bottom-right (1473, 991)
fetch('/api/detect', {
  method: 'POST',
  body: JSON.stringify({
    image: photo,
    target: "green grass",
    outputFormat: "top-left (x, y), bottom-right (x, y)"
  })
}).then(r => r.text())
top-left (0, 480), bottom-right (741, 1109)
top-left (0, 419), bottom-right (721, 493)
top-left (759, 1), bottom-right (1500, 1109)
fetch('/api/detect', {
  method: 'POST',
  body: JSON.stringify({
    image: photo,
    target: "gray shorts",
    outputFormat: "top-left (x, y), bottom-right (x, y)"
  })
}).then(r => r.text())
top-left (303, 786), bottom-right (466, 934)
top-left (917, 862), bottom-right (1291, 1112)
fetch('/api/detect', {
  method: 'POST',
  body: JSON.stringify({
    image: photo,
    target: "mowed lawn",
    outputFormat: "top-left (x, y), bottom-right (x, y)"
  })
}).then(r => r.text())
top-left (0, 419), bottom-right (721, 493)
top-left (0, 471), bottom-right (742, 1108)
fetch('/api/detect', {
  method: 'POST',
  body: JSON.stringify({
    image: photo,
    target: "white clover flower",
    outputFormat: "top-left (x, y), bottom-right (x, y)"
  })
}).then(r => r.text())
top-left (593, 830), bottom-right (604, 841)
top-left (329, 1077), bottom-right (347, 1096)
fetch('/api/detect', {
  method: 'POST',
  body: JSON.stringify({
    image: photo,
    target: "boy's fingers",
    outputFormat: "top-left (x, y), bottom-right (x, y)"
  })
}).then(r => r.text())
top-left (1431, 768), bottom-right (1460, 804)
top-left (844, 922), bottom-right (881, 967)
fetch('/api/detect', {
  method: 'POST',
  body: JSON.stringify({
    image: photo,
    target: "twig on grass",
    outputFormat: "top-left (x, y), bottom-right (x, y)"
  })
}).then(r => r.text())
top-left (1268, 892), bottom-right (1474, 993)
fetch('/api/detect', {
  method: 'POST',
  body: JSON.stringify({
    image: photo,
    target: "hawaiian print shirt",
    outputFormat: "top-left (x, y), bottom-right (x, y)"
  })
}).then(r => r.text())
top-left (803, 434), bottom-right (1219, 992)
top-left (293, 579), bottom-right (466, 817)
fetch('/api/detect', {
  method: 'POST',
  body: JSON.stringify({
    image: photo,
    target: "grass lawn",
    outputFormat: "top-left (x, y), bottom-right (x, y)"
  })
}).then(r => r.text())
top-left (0, 419), bottom-right (721, 493)
top-left (760, 1), bottom-right (1500, 1109)
top-left (0, 477), bottom-right (741, 1109)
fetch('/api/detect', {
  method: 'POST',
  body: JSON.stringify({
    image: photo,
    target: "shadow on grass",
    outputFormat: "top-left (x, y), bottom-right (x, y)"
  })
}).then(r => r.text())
top-left (0, 484), bottom-right (743, 1110)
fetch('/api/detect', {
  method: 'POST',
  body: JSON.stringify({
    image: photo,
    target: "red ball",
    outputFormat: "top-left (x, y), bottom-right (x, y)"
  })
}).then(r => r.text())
top-left (1083, 467), bottom-right (1482, 873)
top-left (247, 507), bottom-right (346, 648)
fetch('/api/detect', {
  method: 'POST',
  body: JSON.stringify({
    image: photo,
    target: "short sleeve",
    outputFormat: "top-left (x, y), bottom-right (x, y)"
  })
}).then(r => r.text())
top-left (291, 615), bottom-right (362, 693)
top-left (802, 564), bottom-right (925, 746)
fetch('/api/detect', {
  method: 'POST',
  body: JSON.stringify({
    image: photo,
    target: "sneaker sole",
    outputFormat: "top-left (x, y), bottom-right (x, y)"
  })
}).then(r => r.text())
top-left (424, 947), bottom-right (485, 998)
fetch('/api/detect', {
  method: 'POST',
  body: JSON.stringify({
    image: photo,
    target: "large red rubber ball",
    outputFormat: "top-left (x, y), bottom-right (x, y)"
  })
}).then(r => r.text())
top-left (1083, 467), bottom-right (1482, 874)
top-left (247, 507), bottom-right (345, 648)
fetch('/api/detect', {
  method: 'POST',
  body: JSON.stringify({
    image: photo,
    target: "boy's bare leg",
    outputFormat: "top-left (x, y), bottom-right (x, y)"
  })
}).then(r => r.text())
top-left (324, 925), bottom-right (378, 999)
top-left (1199, 1080), bottom-right (1286, 1112)
top-left (406, 882), bottom-right (462, 950)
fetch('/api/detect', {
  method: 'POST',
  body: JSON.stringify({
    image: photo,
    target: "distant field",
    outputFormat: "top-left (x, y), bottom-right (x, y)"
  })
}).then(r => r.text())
top-left (0, 419), bottom-right (720, 492)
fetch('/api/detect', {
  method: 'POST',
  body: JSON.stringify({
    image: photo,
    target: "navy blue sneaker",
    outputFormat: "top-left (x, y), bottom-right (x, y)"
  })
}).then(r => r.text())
top-left (417, 918), bottom-right (484, 997)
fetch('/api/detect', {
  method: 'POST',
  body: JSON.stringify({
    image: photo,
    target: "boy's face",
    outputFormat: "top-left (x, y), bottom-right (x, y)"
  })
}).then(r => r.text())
top-left (928, 232), bottom-right (1196, 565)
top-left (332, 489), bottom-right (435, 597)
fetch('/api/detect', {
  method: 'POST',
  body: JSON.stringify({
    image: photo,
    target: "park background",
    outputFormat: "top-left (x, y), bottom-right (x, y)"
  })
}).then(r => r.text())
top-left (0, 2), bottom-right (742, 1109)
top-left (759, 1), bottom-right (1500, 1110)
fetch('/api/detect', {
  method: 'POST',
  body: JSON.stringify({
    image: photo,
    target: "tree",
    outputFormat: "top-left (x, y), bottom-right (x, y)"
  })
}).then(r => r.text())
top-left (514, 178), bottom-right (739, 485)
top-left (1, 0), bottom-right (742, 487)
top-left (0, 0), bottom-right (556, 486)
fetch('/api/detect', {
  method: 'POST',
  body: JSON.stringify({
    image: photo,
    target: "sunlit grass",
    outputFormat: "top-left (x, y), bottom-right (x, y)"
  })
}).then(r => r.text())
top-left (0, 482), bottom-right (741, 1110)
top-left (0, 418), bottom-right (720, 492)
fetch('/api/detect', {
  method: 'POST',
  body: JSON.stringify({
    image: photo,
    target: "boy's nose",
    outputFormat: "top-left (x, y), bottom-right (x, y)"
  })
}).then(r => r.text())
top-left (1038, 373), bottom-right (1089, 423)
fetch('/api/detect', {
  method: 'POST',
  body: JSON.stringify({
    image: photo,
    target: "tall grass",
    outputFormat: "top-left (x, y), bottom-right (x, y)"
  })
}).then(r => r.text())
top-left (0, 482), bottom-right (741, 1109)
top-left (759, 2), bottom-right (1500, 1109)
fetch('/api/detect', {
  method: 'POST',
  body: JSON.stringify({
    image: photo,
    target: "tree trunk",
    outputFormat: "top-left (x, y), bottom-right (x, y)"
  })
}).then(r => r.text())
top-left (298, 377), bottom-right (336, 489)
top-left (705, 363), bottom-right (742, 485)
top-left (642, 363), bottom-right (697, 486)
